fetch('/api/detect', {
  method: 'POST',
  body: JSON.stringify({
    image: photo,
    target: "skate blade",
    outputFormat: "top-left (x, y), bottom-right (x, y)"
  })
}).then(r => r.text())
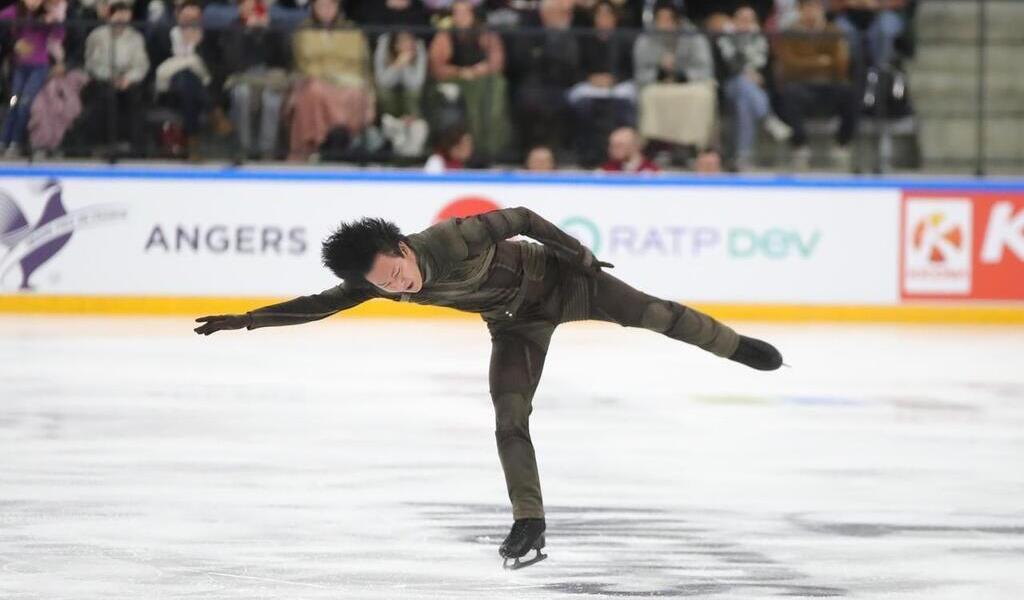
top-left (503, 550), bottom-right (547, 571)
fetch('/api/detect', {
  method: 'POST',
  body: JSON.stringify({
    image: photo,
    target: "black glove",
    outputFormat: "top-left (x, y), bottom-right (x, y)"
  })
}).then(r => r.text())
top-left (194, 314), bottom-right (252, 335)
top-left (580, 247), bottom-right (614, 275)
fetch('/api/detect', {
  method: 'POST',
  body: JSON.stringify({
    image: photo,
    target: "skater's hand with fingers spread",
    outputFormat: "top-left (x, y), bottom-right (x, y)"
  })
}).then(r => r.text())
top-left (194, 314), bottom-right (252, 335)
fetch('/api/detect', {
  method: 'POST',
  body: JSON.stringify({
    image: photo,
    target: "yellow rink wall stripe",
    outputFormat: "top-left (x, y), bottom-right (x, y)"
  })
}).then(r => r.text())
top-left (2, 295), bottom-right (1024, 324)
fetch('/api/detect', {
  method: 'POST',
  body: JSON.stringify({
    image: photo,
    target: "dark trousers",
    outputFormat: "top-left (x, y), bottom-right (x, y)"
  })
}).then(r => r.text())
top-left (514, 83), bottom-right (571, 151)
top-left (81, 80), bottom-right (145, 150)
top-left (487, 264), bottom-right (739, 519)
top-left (163, 70), bottom-right (209, 135)
top-left (776, 81), bottom-right (861, 147)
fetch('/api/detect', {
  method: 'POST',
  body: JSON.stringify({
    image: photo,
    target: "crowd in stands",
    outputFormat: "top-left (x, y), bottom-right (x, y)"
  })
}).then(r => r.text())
top-left (0, 0), bottom-right (915, 171)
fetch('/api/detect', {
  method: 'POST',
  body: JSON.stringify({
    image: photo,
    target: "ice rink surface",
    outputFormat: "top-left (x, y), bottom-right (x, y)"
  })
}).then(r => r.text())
top-left (2, 314), bottom-right (1023, 599)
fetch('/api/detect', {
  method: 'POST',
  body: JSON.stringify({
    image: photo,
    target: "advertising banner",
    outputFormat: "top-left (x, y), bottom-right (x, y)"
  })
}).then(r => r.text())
top-left (0, 175), bottom-right (901, 305)
top-left (902, 191), bottom-right (1024, 301)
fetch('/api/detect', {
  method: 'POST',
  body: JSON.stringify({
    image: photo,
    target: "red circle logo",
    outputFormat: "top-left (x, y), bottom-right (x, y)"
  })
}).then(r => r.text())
top-left (434, 197), bottom-right (502, 223)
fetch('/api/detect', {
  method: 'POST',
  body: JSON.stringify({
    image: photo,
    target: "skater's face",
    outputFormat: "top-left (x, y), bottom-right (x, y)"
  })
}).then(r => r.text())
top-left (366, 242), bottom-right (423, 294)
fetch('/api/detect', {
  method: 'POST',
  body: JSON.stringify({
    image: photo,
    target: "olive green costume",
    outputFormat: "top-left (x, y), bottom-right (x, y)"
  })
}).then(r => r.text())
top-left (246, 207), bottom-right (739, 519)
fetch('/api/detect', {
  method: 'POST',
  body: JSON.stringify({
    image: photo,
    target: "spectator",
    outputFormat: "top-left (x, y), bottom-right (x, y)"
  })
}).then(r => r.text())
top-left (509, 0), bottom-right (579, 152)
top-left (428, 0), bottom-right (509, 160)
top-left (0, 0), bottom-right (66, 157)
top-left (685, 0), bottom-right (774, 27)
top-left (346, 0), bottom-right (429, 30)
top-left (713, 5), bottom-right (792, 170)
top-left (633, 3), bottom-right (715, 150)
top-left (569, 0), bottom-right (636, 165)
top-left (422, 0), bottom-right (482, 12)
top-left (525, 144), bottom-right (555, 171)
top-left (831, 0), bottom-right (907, 73)
top-left (63, 0), bottom-right (111, 69)
top-left (288, 0), bottom-right (374, 161)
top-left (774, 0), bottom-right (859, 169)
top-left (484, 0), bottom-right (543, 28)
top-left (376, 30), bottom-right (426, 118)
top-left (220, 0), bottom-right (290, 160)
top-left (376, 29), bottom-right (429, 158)
top-left (694, 148), bottom-right (723, 173)
top-left (600, 126), bottom-right (658, 172)
top-left (152, 0), bottom-right (219, 159)
top-left (571, 0), bottom-right (637, 27)
top-left (81, 0), bottom-right (150, 153)
top-left (424, 125), bottom-right (472, 172)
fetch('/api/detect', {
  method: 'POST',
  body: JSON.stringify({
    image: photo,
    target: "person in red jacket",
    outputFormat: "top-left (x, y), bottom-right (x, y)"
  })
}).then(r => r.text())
top-left (600, 126), bottom-right (659, 173)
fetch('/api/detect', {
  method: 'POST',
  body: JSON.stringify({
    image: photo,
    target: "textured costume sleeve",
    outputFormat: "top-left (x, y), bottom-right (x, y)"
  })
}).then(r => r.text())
top-left (246, 283), bottom-right (374, 329)
top-left (457, 206), bottom-right (590, 264)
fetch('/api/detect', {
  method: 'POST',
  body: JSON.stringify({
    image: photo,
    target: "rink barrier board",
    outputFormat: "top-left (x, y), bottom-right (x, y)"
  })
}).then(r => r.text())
top-left (2, 295), bottom-right (1024, 324)
top-left (3, 167), bottom-right (1023, 319)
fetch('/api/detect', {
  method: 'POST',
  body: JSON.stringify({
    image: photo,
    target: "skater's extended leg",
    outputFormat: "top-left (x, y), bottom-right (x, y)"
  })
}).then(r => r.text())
top-left (488, 319), bottom-right (556, 520)
top-left (585, 270), bottom-right (782, 370)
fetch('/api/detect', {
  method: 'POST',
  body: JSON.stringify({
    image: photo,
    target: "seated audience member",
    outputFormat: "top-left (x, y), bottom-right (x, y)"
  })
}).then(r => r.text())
top-left (376, 29), bottom-right (429, 158)
top-left (694, 148), bottom-right (723, 173)
top-left (422, 0), bottom-right (482, 13)
top-left (288, 0), bottom-right (374, 161)
top-left (525, 144), bottom-right (555, 171)
top-left (570, 0), bottom-right (636, 164)
top-left (376, 29), bottom-right (427, 118)
top-left (152, 0), bottom-right (218, 159)
top-left (713, 5), bottom-right (791, 170)
top-left (633, 3), bottom-right (715, 150)
top-left (346, 0), bottom-right (429, 29)
top-left (428, 0), bottom-right (509, 160)
top-left (685, 0), bottom-right (774, 26)
top-left (0, 0), bottom-right (65, 157)
top-left (831, 0), bottom-right (907, 72)
top-left (80, 0), bottom-right (149, 153)
top-left (424, 125), bottom-right (473, 172)
top-left (774, 0), bottom-right (859, 170)
top-left (221, 0), bottom-right (291, 160)
top-left (508, 0), bottom-right (580, 152)
top-left (600, 126), bottom-right (658, 172)
top-left (63, 0), bottom-right (111, 69)
top-left (571, 0), bottom-right (638, 27)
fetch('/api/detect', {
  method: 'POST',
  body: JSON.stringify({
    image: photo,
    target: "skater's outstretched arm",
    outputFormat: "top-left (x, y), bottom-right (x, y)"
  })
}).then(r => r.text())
top-left (458, 207), bottom-right (613, 273)
top-left (194, 283), bottom-right (374, 335)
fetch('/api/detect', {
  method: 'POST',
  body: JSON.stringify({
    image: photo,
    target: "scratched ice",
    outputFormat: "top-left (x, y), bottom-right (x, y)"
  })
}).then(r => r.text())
top-left (2, 316), bottom-right (1023, 599)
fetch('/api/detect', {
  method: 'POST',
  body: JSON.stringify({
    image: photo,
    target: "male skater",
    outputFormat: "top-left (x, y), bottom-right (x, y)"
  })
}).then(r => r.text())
top-left (194, 207), bottom-right (782, 569)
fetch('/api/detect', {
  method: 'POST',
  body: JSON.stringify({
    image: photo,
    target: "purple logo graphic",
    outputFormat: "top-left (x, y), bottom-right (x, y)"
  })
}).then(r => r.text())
top-left (0, 179), bottom-right (126, 291)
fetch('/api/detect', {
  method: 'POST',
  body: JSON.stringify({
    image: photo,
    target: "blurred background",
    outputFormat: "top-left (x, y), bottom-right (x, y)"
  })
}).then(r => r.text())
top-left (0, 0), bottom-right (1016, 174)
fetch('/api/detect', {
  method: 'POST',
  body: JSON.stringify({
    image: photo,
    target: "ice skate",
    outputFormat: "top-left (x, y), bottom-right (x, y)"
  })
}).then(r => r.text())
top-left (729, 335), bottom-right (783, 371)
top-left (499, 518), bottom-right (547, 570)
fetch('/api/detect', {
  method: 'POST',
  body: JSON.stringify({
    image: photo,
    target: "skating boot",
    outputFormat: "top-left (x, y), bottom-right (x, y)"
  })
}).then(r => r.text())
top-left (729, 335), bottom-right (783, 371)
top-left (499, 518), bottom-right (546, 570)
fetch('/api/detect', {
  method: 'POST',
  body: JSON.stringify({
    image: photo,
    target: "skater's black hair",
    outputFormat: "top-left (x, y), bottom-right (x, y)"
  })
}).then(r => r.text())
top-left (321, 218), bottom-right (409, 281)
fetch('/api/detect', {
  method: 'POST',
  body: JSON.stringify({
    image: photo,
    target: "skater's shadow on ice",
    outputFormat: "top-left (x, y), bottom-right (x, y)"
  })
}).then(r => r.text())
top-left (414, 503), bottom-right (848, 597)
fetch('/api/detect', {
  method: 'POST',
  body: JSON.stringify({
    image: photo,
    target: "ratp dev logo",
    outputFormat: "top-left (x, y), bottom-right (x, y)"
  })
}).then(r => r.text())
top-left (903, 198), bottom-right (972, 295)
top-left (0, 179), bottom-right (126, 291)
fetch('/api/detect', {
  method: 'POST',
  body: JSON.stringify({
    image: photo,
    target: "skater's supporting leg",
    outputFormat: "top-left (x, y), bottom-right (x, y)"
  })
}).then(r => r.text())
top-left (488, 319), bottom-right (555, 520)
top-left (585, 270), bottom-right (740, 358)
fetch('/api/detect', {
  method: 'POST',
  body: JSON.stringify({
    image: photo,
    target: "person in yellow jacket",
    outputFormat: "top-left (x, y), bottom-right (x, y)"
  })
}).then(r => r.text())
top-left (287, 0), bottom-right (374, 161)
